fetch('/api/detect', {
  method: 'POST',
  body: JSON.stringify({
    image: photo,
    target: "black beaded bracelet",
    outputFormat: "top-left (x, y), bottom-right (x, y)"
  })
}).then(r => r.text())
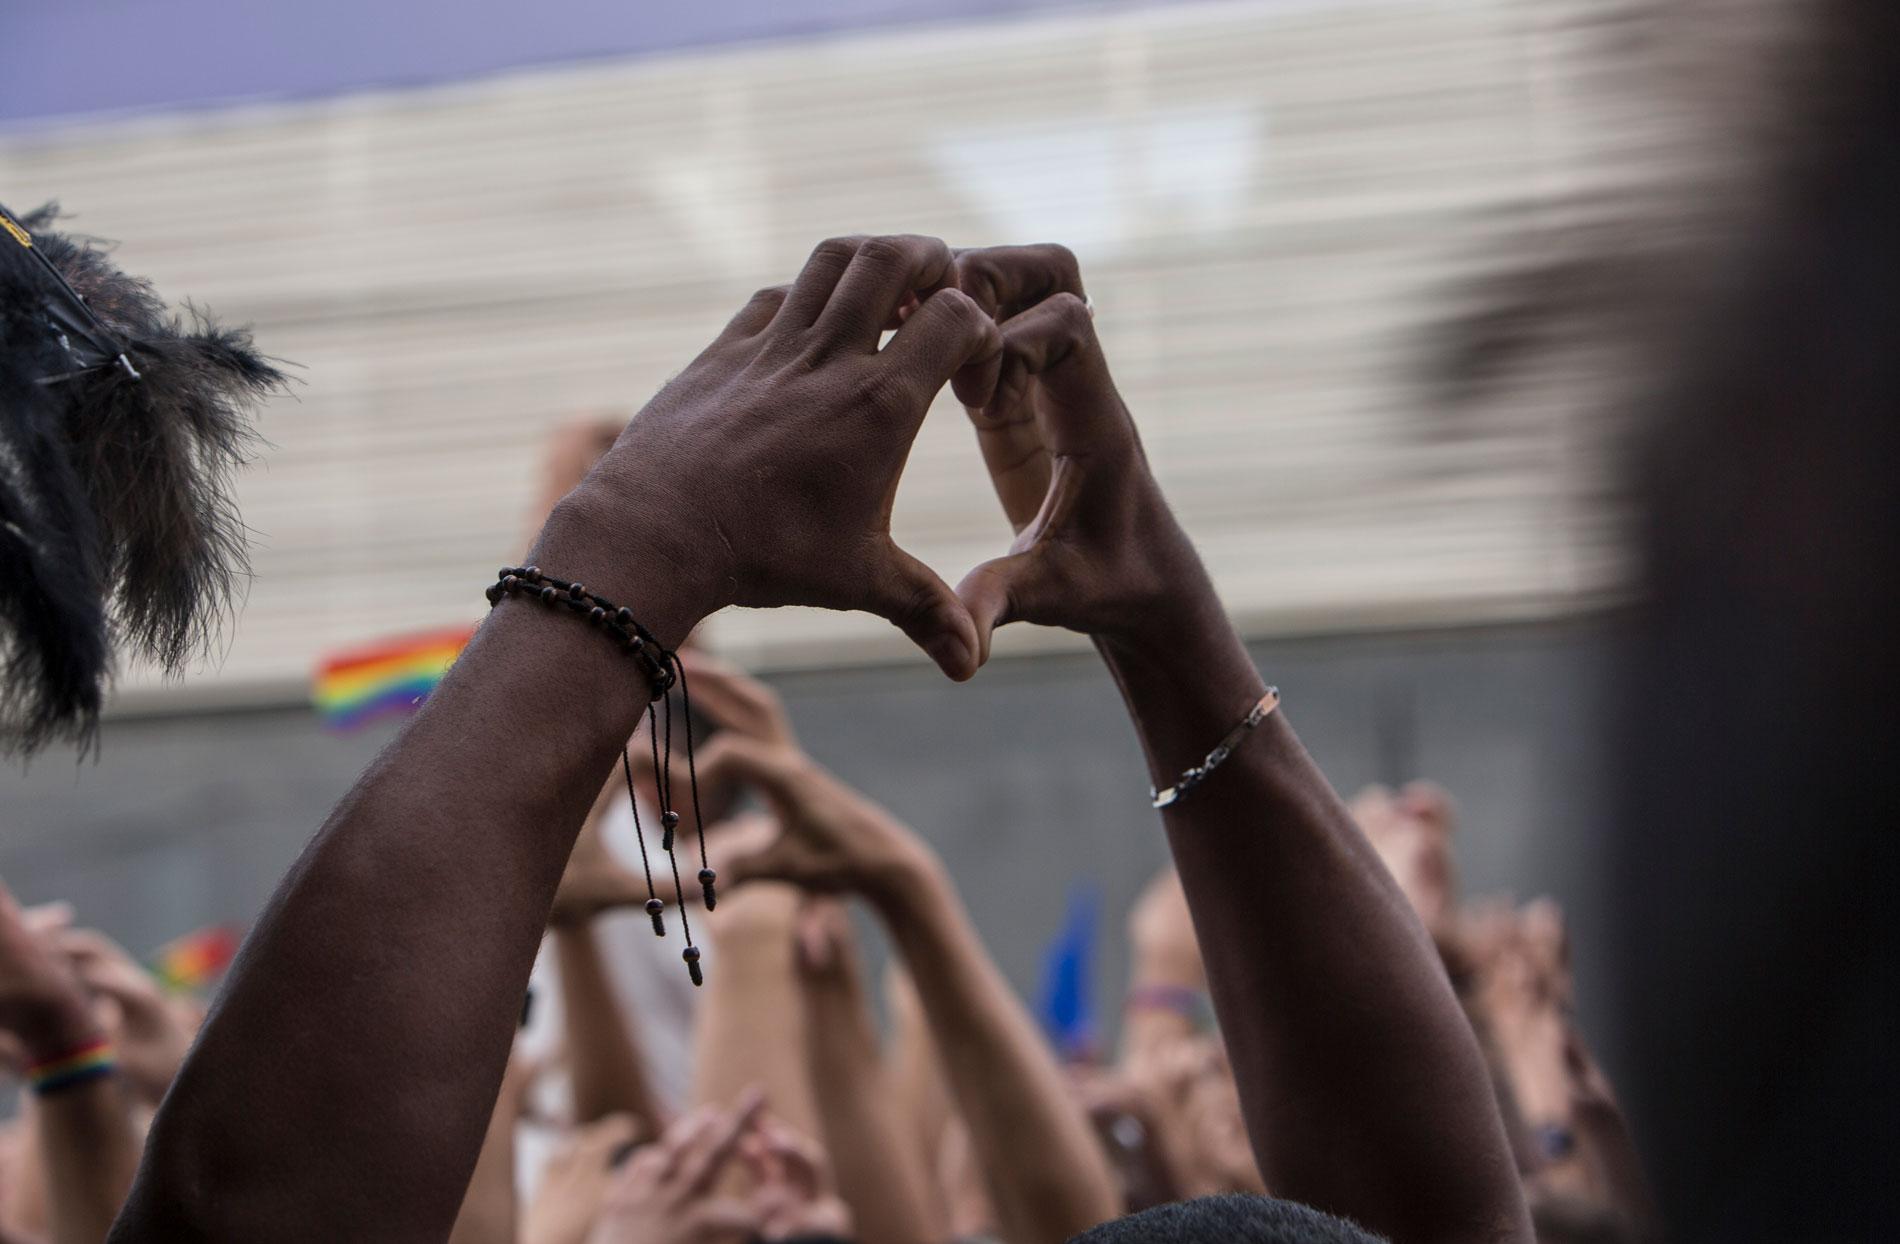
top-left (486, 566), bottom-right (674, 698)
top-left (487, 565), bottom-right (716, 985)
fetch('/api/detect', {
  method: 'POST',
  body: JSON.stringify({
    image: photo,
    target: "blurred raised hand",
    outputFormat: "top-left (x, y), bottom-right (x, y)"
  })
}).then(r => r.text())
top-left (1349, 782), bottom-right (1460, 938)
top-left (52, 929), bottom-right (196, 1106)
top-left (740, 1114), bottom-right (854, 1242)
top-left (583, 1094), bottom-right (765, 1244)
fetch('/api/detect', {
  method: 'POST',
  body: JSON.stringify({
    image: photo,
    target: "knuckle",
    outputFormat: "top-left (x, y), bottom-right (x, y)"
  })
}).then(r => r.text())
top-left (853, 234), bottom-right (911, 271)
top-left (1038, 242), bottom-right (1082, 285)
top-left (809, 235), bottom-right (863, 266)
top-left (749, 283), bottom-right (789, 305)
top-left (1046, 291), bottom-right (1094, 335)
top-left (928, 286), bottom-right (985, 330)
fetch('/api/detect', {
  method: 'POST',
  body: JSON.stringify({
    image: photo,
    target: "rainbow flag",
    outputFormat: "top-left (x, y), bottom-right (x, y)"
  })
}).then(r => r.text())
top-left (313, 624), bottom-right (474, 731)
top-left (151, 925), bottom-right (240, 993)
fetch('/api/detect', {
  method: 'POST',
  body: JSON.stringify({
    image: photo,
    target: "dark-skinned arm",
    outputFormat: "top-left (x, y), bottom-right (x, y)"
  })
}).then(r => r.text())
top-left (107, 233), bottom-right (1001, 1244)
top-left (949, 244), bottom-right (1533, 1244)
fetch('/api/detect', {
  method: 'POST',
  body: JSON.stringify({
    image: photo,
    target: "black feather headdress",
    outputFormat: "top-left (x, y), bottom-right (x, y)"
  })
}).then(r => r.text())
top-left (0, 201), bottom-right (286, 754)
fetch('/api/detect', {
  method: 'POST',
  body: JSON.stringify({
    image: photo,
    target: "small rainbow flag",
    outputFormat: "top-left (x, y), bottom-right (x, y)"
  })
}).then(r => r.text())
top-left (151, 925), bottom-right (240, 994)
top-left (312, 624), bottom-right (474, 731)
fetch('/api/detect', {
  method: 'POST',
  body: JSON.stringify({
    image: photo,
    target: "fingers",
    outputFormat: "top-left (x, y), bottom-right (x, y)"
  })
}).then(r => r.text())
top-left (675, 651), bottom-right (794, 746)
top-left (813, 234), bottom-right (955, 351)
top-left (775, 235), bottom-right (867, 328)
top-left (576, 1112), bottom-right (643, 1163)
top-left (954, 243), bottom-right (1086, 321)
top-left (688, 734), bottom-right (804, 808)
top-left (862, 541), bottom-right (980, 681)
top-left (758, 1115), bottom-right (830, 1198)
top-left (880, 288), bottom-right (1003, 413)
top-left (718, 824), bottom-right (797, 891)
top-left (982, 293), bottom-right (1114, 443)
top-left (20, 901), bottom-right (73, 938)
top-left (675, 1086), bottom-right (767, 1196)
top-left (719, 284), bottom-right (790, 341)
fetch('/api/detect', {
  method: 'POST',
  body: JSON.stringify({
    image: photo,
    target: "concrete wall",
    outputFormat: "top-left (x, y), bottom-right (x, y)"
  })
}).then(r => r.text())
top-left (2, 615), bottom-right (1623, 1066)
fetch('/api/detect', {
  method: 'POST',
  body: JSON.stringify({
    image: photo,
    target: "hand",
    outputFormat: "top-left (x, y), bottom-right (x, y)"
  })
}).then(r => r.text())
top-left (628, 652), bottom-right (797, 823)
top-left (1349, 782), bottom-right (1460, 935)
top-left (557, 235), bottom-right (1003, 678)
top-left (741, 1115), bottom-right (854, 1241)
top-left (54, 927), bottom-right (197, 1102)
top-left (522, 1113), bottom-right (643, 1244)
top-left (690, 740), bottom-right (931, 904)
top-left (950, 245), bottom-right (1213, 661)
top-left (584, 1094), bottom-right (765, 1244)
top-left (0, 881), bottom-right (99, 1061)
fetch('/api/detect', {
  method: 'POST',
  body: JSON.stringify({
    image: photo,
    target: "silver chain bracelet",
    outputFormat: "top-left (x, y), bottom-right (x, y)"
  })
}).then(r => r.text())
top-left (1150, 687), bottom-right (1281, 809)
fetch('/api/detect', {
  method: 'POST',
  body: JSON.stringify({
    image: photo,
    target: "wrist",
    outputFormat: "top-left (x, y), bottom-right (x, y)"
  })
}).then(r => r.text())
top-left (864, 841), bottom-right (950, 928)
top-left (533, 481), bottom-right (723, 651)
top-left (16, 995), bottom-right (107, 1066)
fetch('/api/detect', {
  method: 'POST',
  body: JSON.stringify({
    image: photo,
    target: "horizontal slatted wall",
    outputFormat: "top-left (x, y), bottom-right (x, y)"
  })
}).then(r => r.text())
top-left (0, 0), bottom-right (1628, 708)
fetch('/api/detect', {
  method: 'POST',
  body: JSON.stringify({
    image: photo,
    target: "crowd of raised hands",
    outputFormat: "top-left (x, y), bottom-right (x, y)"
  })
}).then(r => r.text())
top-left (0, 236), bottom-right (1657, 1243)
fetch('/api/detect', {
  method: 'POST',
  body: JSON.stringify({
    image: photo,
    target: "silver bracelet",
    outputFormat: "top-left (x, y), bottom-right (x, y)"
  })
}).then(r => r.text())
top-left (1150, 687), bottom-right (1280, 809)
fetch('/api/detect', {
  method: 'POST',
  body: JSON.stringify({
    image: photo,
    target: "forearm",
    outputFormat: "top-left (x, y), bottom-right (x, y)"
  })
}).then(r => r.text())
top-left (688, 886), bottom-right (819, 1138)
top-left (112, 497), bottom-right (695, 1243)
top-left (1096, 596), bottom-right (1530, 1243)
top-left (872, 858), bottom-right (1119, 1244)
top-left (36, 1081), bottom-right (141, 1244)
top-left (801, 959), bottom-right (938, 1244)
top-left (554, 927), bottom-right (664, 1132)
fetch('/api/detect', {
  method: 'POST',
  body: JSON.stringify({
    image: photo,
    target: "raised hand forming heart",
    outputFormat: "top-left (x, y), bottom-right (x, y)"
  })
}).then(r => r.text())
top-left (948, 244), bottom-right (1219, 665)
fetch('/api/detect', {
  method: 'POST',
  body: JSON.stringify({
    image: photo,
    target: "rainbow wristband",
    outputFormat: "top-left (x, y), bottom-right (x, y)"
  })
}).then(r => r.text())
top-left (26, 1039), bottom-right (118, 1096)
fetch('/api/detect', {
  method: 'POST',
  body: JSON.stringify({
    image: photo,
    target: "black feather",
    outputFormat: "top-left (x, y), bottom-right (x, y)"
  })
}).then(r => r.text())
top-left (0, 202), bottom-right (286, 752)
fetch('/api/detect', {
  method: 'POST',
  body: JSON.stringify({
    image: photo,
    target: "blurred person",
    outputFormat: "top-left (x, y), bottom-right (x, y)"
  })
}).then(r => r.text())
top-left (1602, 8), bottom-right (1900, 1239)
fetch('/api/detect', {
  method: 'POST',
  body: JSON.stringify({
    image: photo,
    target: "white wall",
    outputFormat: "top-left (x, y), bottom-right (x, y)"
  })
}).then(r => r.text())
top-left (0, 0), bottom-right (1628, 708)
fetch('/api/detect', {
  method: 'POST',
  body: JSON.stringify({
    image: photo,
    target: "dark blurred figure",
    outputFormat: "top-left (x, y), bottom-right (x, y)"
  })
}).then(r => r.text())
top-left (1612, 5), bottom-right (1900, 1239)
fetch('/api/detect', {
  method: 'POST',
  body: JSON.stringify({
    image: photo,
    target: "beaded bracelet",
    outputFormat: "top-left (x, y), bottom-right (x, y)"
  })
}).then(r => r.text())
top-left (1150, 687), bottom-right (1280, 809)
top-left (488, 565), bottom-right (716, 985)
top-left (27, 1038), bottom-right (118, 1096)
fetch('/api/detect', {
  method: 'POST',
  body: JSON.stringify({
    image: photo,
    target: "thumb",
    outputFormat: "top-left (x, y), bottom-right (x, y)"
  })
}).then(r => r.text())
top-left (865, 542), bottom-right (980, 682)
top-left (954, 550), bottom-right (1043, 668)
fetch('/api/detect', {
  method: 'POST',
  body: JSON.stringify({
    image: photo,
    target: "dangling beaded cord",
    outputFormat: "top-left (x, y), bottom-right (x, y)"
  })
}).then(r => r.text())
top-left (646, 692), bottom-right (704, 985)
top-left (619, 748), bottom-right (666, 936)
top-left (488, 565), bottom-right (711, 985)
top-left (675, 661), bottom-right (718, 912)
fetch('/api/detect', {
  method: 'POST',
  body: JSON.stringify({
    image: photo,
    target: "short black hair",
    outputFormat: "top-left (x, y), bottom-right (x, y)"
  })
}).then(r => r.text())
top-left (1067, 1195), bottom-right (1386, 1243)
